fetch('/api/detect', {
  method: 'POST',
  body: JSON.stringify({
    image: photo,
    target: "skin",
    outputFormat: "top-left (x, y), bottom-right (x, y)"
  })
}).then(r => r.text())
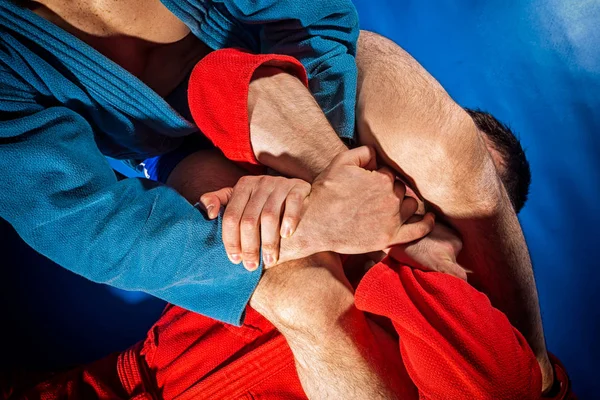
top-left (207, 146), bottom-right (436, 269)
top-left (28, 0), bottom-right (210, 96)
top-left (232, 32), bottom-right (552, 391)
top-left (172, 153), bottom-right (415, 399)
top-left (250, 252), bottom-right (410, 400)
top-left (28, 1), bottom-right (552, 393)
top-left (169, 150), bottom-right (487, 399)
top-left (354, 32), bottom-right (552, 389)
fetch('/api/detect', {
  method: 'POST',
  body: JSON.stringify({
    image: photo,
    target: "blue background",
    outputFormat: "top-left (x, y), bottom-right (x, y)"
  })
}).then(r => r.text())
top-left (1, 0), bottom-right (598, 397)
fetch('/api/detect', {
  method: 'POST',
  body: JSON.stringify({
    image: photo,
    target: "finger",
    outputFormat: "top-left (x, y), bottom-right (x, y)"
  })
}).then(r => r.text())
top-left (333, 146), bottom-right (377, 170)
top-left (393, 179), bottom-right (407, 200)
top-left (393, 212), bottom-right (436, 244)
top-left (222, 184), bottom-right (252, 264)
top-left (261, 193), bottom-right (284, 268)
top-left (240, 186), bottom-right (273, 271)
top-left (399, 196), bottom-right (419, 224)
top-left (198, 193), bottom-right (221, 219)
top-left (384, 244), bottom-right (414, 266)
top-left (200, 187), bottom-right (233, 219)
top-left (281, 183), bottom-right (311, 238)
top-left (446, 262), bottom-right (468, 281)
top-left (376, 166), bottom-right (396, 184)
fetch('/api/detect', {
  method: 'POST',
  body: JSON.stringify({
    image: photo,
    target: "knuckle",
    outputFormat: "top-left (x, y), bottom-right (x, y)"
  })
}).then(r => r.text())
top-left (242, 250), bottom-right (259, 260)
top-left (283, 215), bottom-right (300, 226)
top-left (389, 194), bottom-right (402, 207)
top-left (287, 192), bottom-right (304, 204)
top-left (222, 215), bottom-right (239, 229)
top-left (453, 240), bottom-right (463, 254)
top-left (241, 216), bottom-right (259, 229)
top-left (237, 176), bottom-right (251, 186)
top-left (291, 178), bottom-right (309, 188)
top-left (261, 211), bottom-right (278, 225)
top-left (416, 223), bottom-right (432, 237)
top-left (223, 240), bottom-right (240, 250)
top-left (261, 242), bottom-right (277, 253)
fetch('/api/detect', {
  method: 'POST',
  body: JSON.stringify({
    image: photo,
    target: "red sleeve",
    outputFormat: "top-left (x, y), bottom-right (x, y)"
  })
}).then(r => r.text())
top-left (188, 48), bottom-right (309, 167)
top-left (355, 258), bottom-right (562, 399)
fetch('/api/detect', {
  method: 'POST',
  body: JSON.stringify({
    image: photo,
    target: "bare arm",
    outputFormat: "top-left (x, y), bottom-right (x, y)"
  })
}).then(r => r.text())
top-left (354, 31), bottom-right (552, 388)
top-left (250, 253), bottom-right (408, 400)
top-left (248, 67), bottom-right (347, 183)
top-left (166, 149), bottom-right (246, 202)
top-left (194, 38), bottom-right (551, 387)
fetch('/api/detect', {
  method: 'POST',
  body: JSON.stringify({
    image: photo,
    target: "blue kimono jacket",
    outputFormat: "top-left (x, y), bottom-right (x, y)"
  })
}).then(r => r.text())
top-left (0, 0), bottom-right (358, 325)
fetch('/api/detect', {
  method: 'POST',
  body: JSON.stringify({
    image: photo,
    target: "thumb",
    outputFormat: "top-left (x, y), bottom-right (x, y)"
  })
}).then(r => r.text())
top-left (199, 187), bottom-right (233, 219)
top-left (332, 146), bottom-right (378, 170)
top-left (392, 212), bottom-right (436, 244)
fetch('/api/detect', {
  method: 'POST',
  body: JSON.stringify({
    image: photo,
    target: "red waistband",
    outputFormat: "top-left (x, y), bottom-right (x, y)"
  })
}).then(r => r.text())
top-left (117, 334), bottom-right (295, 400)
top-left (117, 342), bottom-right (155, 400)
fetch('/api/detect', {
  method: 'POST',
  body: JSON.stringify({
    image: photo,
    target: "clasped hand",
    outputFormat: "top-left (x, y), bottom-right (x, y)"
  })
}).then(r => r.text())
top-left (200, 146), bottom-right (435, 270)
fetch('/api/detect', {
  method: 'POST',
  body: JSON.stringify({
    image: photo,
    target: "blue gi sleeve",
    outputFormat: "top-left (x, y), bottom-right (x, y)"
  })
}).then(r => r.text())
top-left (0, 100), bottom-right (261, 326)
top-left (162, 0), bottom-right (359, 140)
top-left (221, 0), bottom-right (359, 140)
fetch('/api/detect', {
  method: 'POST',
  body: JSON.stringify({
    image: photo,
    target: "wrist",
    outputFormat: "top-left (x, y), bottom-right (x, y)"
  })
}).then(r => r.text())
top-left (251, 253), bottom-right (353, 333)
top-left (273, 288), bottom-right (355, 337)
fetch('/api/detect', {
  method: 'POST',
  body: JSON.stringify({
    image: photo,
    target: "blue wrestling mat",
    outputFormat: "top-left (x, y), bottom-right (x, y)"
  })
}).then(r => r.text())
top-left (0, 1), bottom-right (598, 397)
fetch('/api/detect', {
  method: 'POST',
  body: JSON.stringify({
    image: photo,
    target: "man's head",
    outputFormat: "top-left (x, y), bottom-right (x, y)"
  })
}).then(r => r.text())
top-left (465, 109), bottom-right (531, 213)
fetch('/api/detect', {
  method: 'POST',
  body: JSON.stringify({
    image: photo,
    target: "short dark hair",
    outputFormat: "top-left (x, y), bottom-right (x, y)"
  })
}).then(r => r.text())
top-left (464, 109), bottom-right (531, 213)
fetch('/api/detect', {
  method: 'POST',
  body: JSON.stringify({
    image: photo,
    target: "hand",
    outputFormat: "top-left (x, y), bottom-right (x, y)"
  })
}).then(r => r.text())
top-left (200, 175), bottom-right (311, 270)
top-left (386, 220), bottom-right (468, 280)
top-left (294, 146), bottom-right (435, 256)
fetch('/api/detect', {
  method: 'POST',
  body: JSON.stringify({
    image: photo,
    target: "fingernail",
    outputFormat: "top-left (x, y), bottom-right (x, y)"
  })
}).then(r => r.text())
top-left (281, 221), bottom-right (292, 238)
top-left (206, 204), bottom-right (215, 219)
top-left (244, 261), bottom-right (258, 271)
top-left (264, 253), bottom-right (274, 266)
top-left (229, 253), bottom-right (242, 264)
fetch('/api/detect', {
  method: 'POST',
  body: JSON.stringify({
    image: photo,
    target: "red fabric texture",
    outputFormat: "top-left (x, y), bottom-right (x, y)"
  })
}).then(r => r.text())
top-left (17, 259), bottom-right (575, 399)
top-left (14, 48), bottom-right (575, 400)
top-left (188, 48), bottom-right (309, 170)
top-left (15, 260), bottom-right (575, 399)
top-left (357, 258), bottom-right (543, 399)
top-left (124, 305), bottom-right (305, 400)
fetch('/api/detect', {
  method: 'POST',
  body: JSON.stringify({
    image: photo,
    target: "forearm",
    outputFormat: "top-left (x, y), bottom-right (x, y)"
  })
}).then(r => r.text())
top-left (166, 149), bottom-right (246, 203)
top-left (248, 67), bottom-right (350, 262)
top-left (248, 67), bottom-right (347, 183)
top-left (355, 31), bottom-right (551, 386)
top-left (281, 307), bottom-right (402, 400)
top-left (251, 254), bottom-right (404, 399)
top-left (456, 204), bottom-right (554, 393)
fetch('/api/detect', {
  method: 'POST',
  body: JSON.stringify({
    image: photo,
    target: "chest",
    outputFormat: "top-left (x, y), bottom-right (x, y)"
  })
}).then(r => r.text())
top-left (28, 0), bottom-right (211, 96)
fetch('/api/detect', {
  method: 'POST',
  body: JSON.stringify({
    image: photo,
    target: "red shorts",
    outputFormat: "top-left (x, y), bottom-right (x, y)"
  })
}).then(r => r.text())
top-left (15, 305), bottom-right (306, 400)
